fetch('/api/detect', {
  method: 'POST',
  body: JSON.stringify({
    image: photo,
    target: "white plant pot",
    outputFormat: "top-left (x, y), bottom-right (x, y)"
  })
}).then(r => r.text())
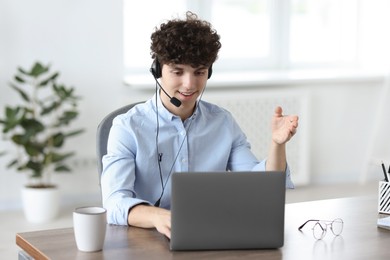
top-left (21, 186), bottom-right (60, 223)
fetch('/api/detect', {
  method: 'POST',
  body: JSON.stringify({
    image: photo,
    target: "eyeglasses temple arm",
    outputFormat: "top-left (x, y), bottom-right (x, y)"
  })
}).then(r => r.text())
top-left (298, 219), bottom-right (320, 230)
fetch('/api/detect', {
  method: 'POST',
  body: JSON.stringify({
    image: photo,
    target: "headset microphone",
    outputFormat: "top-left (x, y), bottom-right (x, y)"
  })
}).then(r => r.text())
top-left (149, 60), bottom-right (182, 108)
top-left (154, 77), bottom-right (182, 107)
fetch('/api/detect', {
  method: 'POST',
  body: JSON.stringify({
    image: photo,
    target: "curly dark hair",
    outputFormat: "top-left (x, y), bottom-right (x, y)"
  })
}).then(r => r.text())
top-left (150, 11), bottom-right (221, 67)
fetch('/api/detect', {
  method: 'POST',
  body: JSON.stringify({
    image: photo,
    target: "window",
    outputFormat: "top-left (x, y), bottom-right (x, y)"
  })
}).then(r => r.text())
top-left (208, 0), bottom-right (271, 71)
top-left (123, 0), bottom-right (390, 78)
top-left (123, 0), bottom-right (187, 75)
top-left (289, 0), bottom-right (359, 66)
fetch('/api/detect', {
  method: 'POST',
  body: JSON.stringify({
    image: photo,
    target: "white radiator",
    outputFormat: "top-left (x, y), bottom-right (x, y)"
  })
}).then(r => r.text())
top-left (203, 89), bottom-right (309, 186)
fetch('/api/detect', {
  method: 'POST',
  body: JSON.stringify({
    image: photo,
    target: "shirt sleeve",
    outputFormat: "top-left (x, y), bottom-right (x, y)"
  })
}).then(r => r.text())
top-left (252, 160), bottom-right (295, 189)
top-left (100, 115), bottom-right (151, 225)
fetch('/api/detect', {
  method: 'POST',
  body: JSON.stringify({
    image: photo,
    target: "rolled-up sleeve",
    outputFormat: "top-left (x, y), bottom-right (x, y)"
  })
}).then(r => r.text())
top-left (252, 160), bottom-right (295, 189)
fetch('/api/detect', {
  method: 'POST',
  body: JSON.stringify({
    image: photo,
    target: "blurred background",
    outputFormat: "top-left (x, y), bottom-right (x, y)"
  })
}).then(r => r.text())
top-left (1, 0), bottom-right (390, 211)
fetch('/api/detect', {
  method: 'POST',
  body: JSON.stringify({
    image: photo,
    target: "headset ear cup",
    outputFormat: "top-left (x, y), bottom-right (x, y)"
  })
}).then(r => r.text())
top-left (208, 65), bottom-right (213, 79)
top-left (150, 59), bottom-right (162, 79)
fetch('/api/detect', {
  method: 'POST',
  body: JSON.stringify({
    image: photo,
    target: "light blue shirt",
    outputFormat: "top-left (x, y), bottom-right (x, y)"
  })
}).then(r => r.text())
top-left (101, 93), bottom-right (294, 225)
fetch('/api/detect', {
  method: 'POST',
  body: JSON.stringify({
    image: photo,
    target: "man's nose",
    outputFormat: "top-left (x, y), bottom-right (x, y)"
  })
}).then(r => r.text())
top-left (182, 73), bottom-right (196, 89)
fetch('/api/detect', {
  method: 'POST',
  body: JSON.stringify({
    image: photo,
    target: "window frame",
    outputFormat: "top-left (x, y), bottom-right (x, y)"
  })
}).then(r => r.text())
top-left (123, 0), bottom-right (387, 87)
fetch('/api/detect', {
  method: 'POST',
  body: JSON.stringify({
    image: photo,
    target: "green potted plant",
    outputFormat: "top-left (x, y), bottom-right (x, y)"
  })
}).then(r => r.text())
top-left (0, 61), bottom-right (84, 223)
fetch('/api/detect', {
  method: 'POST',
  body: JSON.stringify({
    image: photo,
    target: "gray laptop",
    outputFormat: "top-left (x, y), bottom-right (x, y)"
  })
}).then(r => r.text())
top-left (170, 171), bottom-right (286, 251)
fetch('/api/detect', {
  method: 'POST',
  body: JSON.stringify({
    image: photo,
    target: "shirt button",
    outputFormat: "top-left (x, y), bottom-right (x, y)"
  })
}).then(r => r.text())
top-left (182, 158), bottom-right (187, 163)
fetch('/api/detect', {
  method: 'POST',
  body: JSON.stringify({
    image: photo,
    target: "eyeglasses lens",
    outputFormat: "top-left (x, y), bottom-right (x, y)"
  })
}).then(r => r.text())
top-left (331, 218), bottom-right (343, 236)
top-left (313, 222), bottom-right (326, 240)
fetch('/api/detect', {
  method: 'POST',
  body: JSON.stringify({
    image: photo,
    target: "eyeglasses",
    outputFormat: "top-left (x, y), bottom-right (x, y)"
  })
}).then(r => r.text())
top-left (298, 218), bottom-right (344, 240)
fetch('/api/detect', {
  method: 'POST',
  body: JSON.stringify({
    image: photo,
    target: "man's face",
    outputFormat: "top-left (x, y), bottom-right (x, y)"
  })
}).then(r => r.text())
top-left (160, 63), bottom-right (209, 111)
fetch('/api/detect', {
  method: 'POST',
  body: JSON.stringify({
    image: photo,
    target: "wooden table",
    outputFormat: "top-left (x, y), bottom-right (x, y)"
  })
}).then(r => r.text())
top-left (16, 196), bottom-right (390, 260)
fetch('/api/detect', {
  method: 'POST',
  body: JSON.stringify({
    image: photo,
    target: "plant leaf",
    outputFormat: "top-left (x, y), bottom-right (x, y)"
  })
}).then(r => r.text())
top-left (54, 165), bottom-right (71, 172)
top-left (17, 67), bottom-right (29, 75)
top-left (14, 75), bottom-right (25, 83)
top-left (56, 111), bottom-right (78, 126)
top-left (10, 83), bottom-right (30, 102)
top-left (65, 129), bottom-right (84, 137)
top-left (26, 160), bottom-right (44, 175)
top-left (30, 62), bottom-right (49, 77)
top-left (39, 72), bottom-right (59, 87)
top-left (47, 151), bottom-right (74, 163)
top-left (11, 134), bottom-right (27, 145)
top-left (20, 118), bottom-right (45, 134)
top-left (6, 159), bottom-right (18, 168)
top-left (25, 142), bottom-right (44, 156)
top-left (50, 132), bottom-right (65, 147)
top-left (53, 84), bottom-right (67, 99)
top-left (1, 106), bottom-right (24, 132)
top-left (40, 101), bottom-right (60, 116)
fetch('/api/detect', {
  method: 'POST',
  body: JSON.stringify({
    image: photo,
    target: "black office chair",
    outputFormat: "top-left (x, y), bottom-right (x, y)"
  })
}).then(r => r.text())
top-left (96, 101), bottom-right (144, 184)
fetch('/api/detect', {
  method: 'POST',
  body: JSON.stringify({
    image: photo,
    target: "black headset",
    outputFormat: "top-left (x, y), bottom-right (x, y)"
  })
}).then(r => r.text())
top-left (150, 59), bottom-right (213, 79)
top-left (150, 58), bottom-right (210, 207)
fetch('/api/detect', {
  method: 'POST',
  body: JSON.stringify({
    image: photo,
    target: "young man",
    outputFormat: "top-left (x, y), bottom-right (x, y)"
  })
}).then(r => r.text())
top-left (101, 11), bottom-right (299, 239)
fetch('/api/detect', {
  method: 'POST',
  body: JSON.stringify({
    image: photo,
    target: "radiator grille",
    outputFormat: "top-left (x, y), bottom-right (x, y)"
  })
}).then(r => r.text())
top-left (204, 90), bottom-right (309, 185)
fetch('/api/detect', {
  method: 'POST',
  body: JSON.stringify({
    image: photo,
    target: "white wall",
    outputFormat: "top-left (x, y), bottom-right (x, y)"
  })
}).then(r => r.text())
top-left (0, 0), bottom-right (389, 210)
top-left (0, 0), bottom-right (127, 209)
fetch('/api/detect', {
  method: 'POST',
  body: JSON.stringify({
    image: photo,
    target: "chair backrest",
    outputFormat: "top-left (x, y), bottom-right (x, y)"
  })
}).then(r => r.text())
top-left (96, 102), bottom-right (144, 183)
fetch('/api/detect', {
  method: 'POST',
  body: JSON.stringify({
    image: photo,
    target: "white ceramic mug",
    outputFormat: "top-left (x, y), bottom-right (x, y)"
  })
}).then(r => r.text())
top-left (73, 206), bottom-right (107, 252)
